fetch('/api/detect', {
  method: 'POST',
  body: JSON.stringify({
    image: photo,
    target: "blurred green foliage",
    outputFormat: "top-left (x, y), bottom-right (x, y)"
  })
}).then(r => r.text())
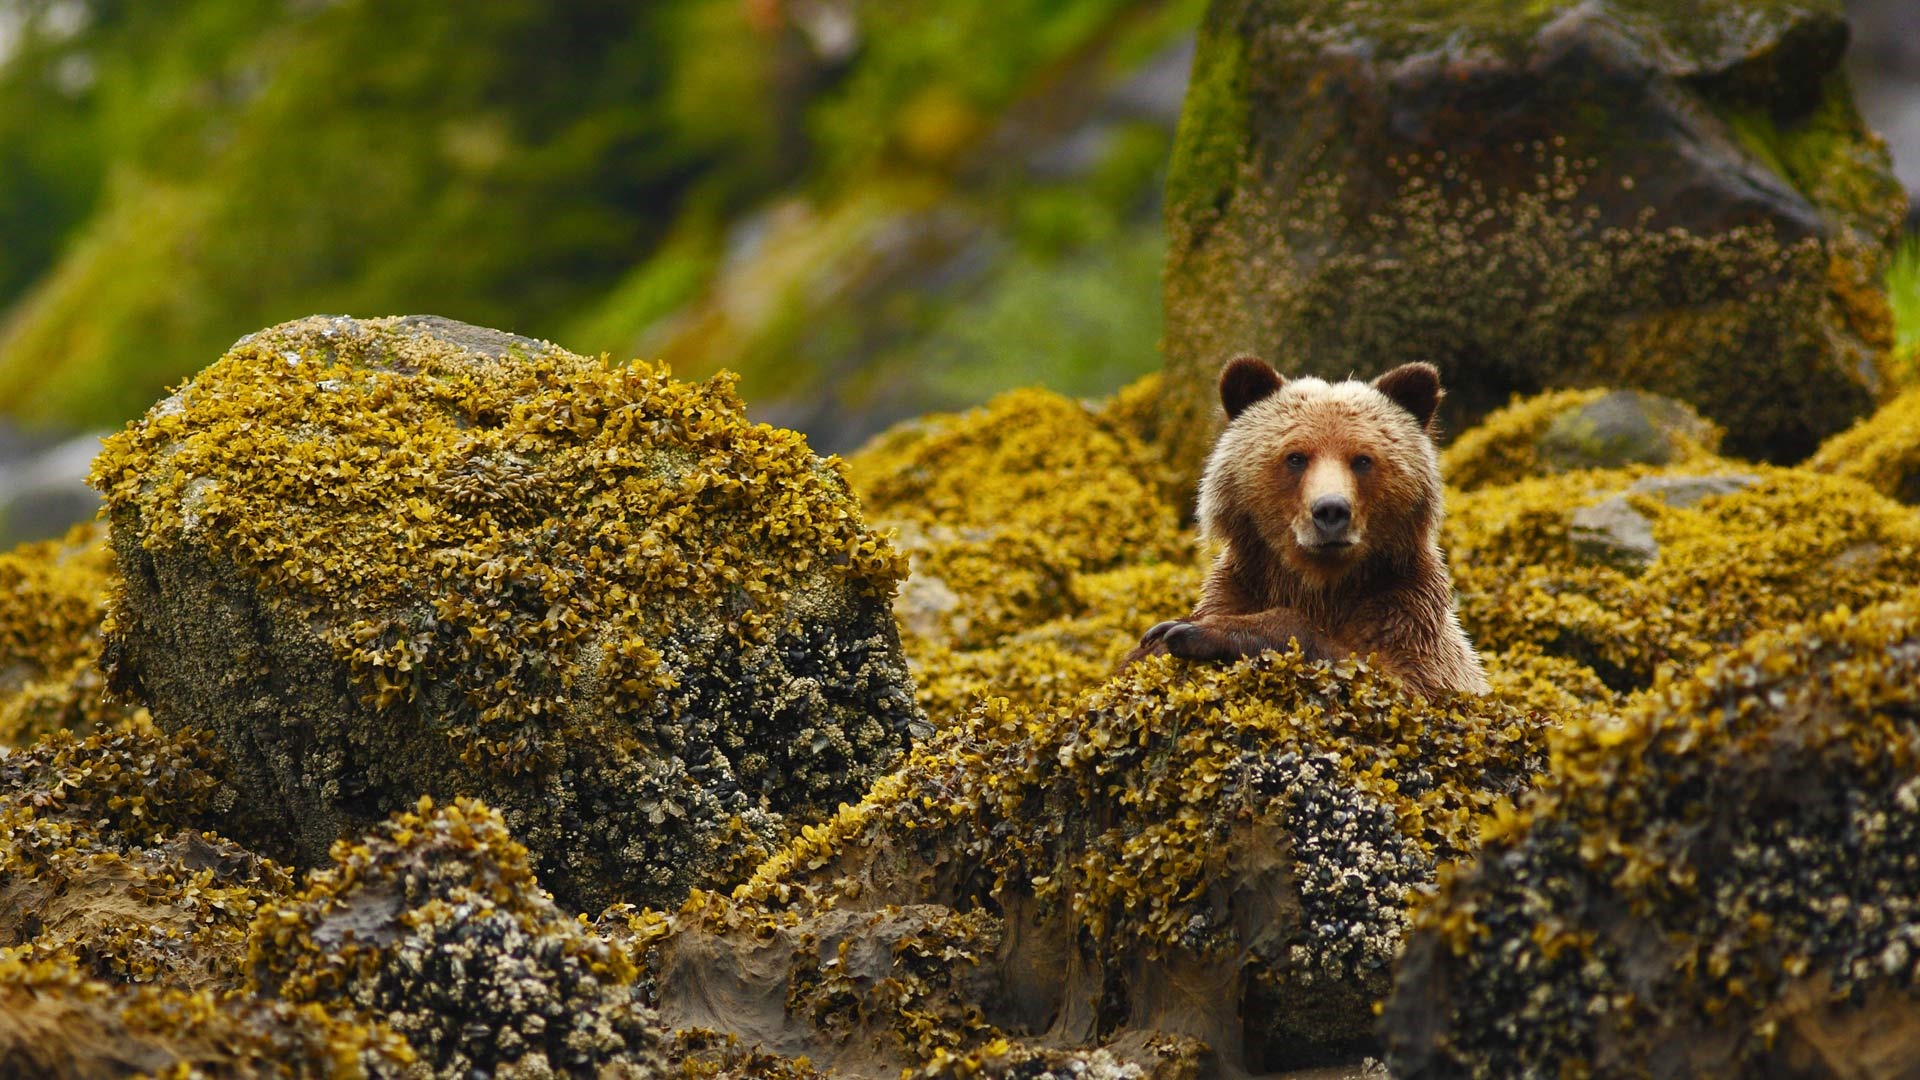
top-left (0, 0), bottom-right (1204, 444)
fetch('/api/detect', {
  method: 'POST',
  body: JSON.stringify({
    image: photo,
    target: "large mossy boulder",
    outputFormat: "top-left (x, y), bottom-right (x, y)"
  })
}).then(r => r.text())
top-left (1161, 0), bottom-right (1906, 481)
top-left (89, 315), bottom-right (920, 912)
top-left (1384, 592), bottom-right (1920, 1078)
top-left (624, 654), bottom-right (1552, 1075)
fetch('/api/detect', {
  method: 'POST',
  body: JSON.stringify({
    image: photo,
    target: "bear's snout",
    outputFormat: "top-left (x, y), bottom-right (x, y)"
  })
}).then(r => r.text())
top-left (1311, 494), bottom-right (1353, 539)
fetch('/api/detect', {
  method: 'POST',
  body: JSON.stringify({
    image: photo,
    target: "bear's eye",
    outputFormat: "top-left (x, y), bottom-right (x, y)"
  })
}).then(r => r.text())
top-left (1352, 454), bottom-right (1374, 473)
top-left (1284, 452), bottom-right (1308, 472)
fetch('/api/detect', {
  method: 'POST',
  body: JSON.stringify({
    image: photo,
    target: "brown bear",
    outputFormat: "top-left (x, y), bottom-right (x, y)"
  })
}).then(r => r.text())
top-left (1128, 357), bottom-right (1489, 697)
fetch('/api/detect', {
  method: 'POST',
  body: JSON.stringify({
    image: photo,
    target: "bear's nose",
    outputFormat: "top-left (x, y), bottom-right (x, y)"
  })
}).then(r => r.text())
top-left (1311, 495), bottom-right (1351, 537)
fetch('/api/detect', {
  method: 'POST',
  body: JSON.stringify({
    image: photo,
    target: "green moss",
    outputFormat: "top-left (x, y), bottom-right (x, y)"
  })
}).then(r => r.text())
top-left (1386, 592), bottom-right (1920, 1076)
top-left (1162, 10), bottom-right (1246, 222)
top-left (1889, 231), bottom-right (1920, 382)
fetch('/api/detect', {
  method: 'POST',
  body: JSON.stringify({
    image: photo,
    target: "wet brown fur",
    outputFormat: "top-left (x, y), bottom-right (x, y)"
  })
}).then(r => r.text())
top-left (1127, 358), bottom-right (1489, 697)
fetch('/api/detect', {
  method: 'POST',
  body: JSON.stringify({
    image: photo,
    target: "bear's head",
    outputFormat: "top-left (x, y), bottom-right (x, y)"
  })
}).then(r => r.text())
top-left (1196, 357), bottom-right (1444, 587)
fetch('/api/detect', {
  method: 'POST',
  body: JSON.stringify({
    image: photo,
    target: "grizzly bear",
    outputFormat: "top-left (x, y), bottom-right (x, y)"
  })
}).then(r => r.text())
top-left (1128, 357), bottom-right (1489, 697)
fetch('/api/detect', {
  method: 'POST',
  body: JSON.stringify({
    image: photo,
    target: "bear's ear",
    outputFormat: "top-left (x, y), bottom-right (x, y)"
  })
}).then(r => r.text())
top-left (1373, 362), bottom-right (1443, 431)
top-left (1220, 356), bottom-right (1284, 421)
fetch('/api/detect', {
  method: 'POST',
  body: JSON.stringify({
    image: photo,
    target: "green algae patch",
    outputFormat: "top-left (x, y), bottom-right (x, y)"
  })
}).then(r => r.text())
top-left (0, 524), bottom-right (144, 746)
top-left (1446, 465), bottom-right (1920, 689)
top-left (250, 796), bottom-right (667, 1079)
top-left (1442, 388), bottom-right (1722, 492)
top-left (1385, 592), bottom-right (1920, 1077)
top-left (635, 653), bottom-right (1554, 1072)
top-left (1808, 383), bottom-right (1920, 505)
top-left (847, 382), bottom-right (1192, 724)
top-left (90, 314), bottom-right (920, 911)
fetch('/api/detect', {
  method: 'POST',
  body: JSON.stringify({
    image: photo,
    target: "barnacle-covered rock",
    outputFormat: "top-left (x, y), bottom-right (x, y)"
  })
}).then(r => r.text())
top-left (0, 719), bottom-right (282, 993)
top-left (1442, 388), bottom-right (1722, 492)
top-left (1160, 0), bottom-right (1904, 480)
top-left (0, 950), bottom-right (414, 1079)
top-left (90, 314), bottom-right (920, 910)
top-left (846, 384), bottom-right (1193, 723)
top-left (1809, 382), bottom-right (1920, 504)
top-left (0, 523), bottom-right (142, 746)
top-left (1384, 592), bottom-right (1920, 1078)
top-left (1447, 465), bottom-right (1920, 688)
top-left (637, 654), bottom-right (1551, 1073)
top-left (250, 796), bottom-right (667, 1079)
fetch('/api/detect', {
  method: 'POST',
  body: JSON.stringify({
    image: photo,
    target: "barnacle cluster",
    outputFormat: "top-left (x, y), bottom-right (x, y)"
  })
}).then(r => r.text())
top-left (846, 382), bottom-right (1194, 722)
top-left (249, 795), bottom-right (667, 1078)
top-left (0, 523), bottom-right (143, 746)
top-left (1384, 591), bottom-right (1920, 1077)
top-left (88, 314), bottom-right (920, 910)
top-left (1446, 464), bottom-right (1920, 688)
top-left (1440, 388), bottom-right (1721, 492)
top-left (721, 651), bottom-right (1552, 1069)
top-left (1808, 382), bottom-right (1920, 504)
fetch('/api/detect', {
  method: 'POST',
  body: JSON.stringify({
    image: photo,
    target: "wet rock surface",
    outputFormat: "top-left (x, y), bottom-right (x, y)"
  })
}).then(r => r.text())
top-left (1161, 0), bottom-right (1905, 481)
top-left (88, 314), bottom-right (920, 911)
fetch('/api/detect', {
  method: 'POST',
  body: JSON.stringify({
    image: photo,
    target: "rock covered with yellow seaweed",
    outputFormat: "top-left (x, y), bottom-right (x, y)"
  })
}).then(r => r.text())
top-left (620, 652), bottom-right (1553, 1075)
top-left (88, 315), bottom-right (921, 911)
top-left (249, 796), bottom-right (669, 1078)
top-left (1384, 592), bottom-right (1920, 1078)
top-left (0, 720), bottom-right (413, 1077)
top-left (1809, 382), bottom-right (1920, 505)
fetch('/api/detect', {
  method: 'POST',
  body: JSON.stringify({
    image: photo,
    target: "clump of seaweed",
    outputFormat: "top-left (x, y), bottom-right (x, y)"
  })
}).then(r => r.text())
top-left (0, 949), bottom-right (415, 1079)
top-left (1385, 591), bottom-right (1920, 1077)
top-left (0, 523), bottom-right (143, 746)
top-left (1808, 383), bottom-right (1920, 504)
top-left (1441, 387), bottom-right (1722, 492)
top-left (250, 795), bottom-right (667, 1079)
top-left (847, 381), bottom-right (1194, 724)
top-left (0, 718), bottom-right (281, 993)
top-left (1446, 465), bottom-right (1920, 688)
top-left (89, 314), bottom-right (920, 910)
top-left (706, 652), bottom-right (1553, 1070)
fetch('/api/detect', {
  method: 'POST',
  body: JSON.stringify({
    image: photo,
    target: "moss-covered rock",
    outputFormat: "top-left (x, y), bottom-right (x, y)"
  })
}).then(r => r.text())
top-left (1443, 388), bottom-right (1723, 492)
top-left (1446, 464), bottom-right (1920, 688)
top-left (633, 653), bottom-right (1551, 1073)
top-left (0, 523), bottom-right (142, 746)
top-left (1384, 592), bottom-right (1920, 1078)
top-left (1161, 0), bottom-right (1906, 482)
top-left (1808, 382), bottom-right (1920, 504)
top-left (90, 314), bottom-right (919, 911)
top-left (250, 796), bottom-right (667, 1078)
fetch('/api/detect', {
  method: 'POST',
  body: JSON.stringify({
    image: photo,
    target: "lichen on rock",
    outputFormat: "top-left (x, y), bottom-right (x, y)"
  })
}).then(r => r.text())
top-left (89, 314), bottom-right (921, 910)
top-left (1384, 591), bottom-right (1920, 1078)
top-left (249, 796), bottom-right (668, 1079)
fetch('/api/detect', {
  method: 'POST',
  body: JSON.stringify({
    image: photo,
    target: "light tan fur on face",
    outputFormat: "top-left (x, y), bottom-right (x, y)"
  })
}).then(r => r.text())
top-left (1198, 377), bottom-right (1442, 588)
